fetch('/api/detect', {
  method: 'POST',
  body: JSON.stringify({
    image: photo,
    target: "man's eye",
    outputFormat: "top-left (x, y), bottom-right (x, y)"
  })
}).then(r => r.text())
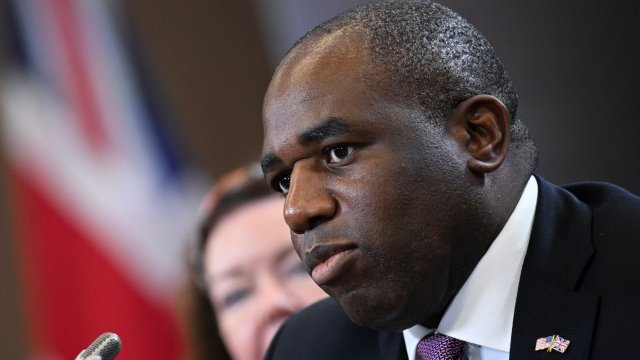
top-left (327, 145), bottom-right (354, 164)
top-left (276, 173), bottom-right (291, 194)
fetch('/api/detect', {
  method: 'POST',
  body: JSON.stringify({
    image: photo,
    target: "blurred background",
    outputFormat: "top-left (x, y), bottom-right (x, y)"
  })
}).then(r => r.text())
top-left (0, 0), bottom-right (638, 359)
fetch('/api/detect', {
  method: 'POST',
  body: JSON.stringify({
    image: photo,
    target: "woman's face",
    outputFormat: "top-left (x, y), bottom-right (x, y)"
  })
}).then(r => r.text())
top-left (204, 195), bottom-right (327, 360)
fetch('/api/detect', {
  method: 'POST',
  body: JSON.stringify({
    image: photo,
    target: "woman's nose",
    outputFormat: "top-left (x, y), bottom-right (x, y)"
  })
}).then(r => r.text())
top-left (251, 273), bottom-right (306, 334)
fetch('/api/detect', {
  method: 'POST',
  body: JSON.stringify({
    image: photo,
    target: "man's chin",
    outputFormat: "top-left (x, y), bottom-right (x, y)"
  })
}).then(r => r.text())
top-left (336, 291), bottom-right (413, 332)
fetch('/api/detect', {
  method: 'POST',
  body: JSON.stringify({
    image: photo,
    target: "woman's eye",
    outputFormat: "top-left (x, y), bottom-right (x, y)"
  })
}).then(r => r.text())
top-left (276, 173), bottom-right (291, 194)
top-left (327, 145), bottom-right (354, 164)
top-left (220, 288), bottom-right (251, 311)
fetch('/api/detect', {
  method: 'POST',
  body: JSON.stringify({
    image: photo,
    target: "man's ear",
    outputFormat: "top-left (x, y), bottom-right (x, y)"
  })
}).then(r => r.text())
top-left (447, 95), bottom-right (510, 174)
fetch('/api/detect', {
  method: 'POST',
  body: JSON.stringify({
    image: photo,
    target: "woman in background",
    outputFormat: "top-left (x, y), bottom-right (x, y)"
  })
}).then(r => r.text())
top-left (179, 163), bottom-right (327, 360)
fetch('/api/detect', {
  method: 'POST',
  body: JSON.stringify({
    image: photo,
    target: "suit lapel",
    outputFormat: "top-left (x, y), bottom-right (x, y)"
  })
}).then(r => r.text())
top-left (511, 273), bottom-right (599, 359)
top-left (377, 331), bottom-right (408, 360)
top-left (510, 176), bottom-right (599, 359)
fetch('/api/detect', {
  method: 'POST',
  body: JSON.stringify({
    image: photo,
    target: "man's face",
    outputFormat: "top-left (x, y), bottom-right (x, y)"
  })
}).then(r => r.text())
top-left (261, 37), bottom-right (480, 331)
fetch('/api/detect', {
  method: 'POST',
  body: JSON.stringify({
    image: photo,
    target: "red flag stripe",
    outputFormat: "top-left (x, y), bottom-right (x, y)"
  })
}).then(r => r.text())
top-left (46, 0), bottom-right (109, 152)
top-left (12, 168), bottom-right (183, 359)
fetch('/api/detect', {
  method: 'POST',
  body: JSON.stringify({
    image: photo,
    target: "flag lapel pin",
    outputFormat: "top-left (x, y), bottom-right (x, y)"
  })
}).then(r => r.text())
top-left (535, 335), bottom-right (570, 353)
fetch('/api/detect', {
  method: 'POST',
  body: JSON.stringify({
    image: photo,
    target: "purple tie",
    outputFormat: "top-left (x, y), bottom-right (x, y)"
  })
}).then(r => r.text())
top-left (416, 333), bottom-right (466, 360)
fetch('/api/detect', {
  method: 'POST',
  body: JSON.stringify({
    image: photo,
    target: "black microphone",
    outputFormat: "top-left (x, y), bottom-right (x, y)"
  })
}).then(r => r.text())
top-left (75, 332), bottom-right (122, 360)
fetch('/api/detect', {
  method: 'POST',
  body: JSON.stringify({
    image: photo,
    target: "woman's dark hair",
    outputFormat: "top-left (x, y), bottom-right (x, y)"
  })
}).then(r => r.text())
top-left (192, 162), bottom-right (273, 289)
top-left (179, 162), bottom-right (275, 360)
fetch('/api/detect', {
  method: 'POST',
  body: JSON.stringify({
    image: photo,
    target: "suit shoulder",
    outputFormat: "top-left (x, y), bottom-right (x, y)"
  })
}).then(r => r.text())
top-left (563, 181), bottom-right (640, 219)
top-left (563, 181), bottom-right (640, 244)
top-left (266, 298), bottom-right (405, 360)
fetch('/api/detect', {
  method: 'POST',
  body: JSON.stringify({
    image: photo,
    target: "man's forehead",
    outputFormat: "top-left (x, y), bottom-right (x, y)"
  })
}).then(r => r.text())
top-left (281, 26), bottom-right (365, 70)
top-left (262, 29), bottom-right (390, 166)
top-left (271, 31), bottom-right (368, 89)
top-left (265, 38), bottom-right (366, 123)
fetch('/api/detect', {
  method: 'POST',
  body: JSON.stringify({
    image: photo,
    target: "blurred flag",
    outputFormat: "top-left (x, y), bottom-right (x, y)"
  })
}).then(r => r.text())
top-left (1, 0), bottom-right (205, 358)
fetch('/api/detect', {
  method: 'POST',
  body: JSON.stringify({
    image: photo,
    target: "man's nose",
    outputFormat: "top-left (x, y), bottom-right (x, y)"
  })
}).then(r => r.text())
top-left (283, 162), bottom-right (336, 234)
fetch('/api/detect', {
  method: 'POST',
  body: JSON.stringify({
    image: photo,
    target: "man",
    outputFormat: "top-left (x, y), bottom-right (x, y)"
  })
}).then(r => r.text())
top-left (260, 1), bottom-right (640, 359)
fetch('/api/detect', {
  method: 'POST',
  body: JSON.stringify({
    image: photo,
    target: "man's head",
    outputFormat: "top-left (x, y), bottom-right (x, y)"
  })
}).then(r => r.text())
top-left (261, 0), bottom-right (537, 331)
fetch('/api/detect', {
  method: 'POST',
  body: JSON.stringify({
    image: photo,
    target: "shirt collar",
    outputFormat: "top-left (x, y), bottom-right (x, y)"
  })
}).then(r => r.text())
top-left (403, 176), bottom-right (538, 359)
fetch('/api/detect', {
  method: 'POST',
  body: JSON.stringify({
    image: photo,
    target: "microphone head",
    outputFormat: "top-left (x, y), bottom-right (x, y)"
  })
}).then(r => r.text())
top-left (78, 332), bottom-right (122, 360)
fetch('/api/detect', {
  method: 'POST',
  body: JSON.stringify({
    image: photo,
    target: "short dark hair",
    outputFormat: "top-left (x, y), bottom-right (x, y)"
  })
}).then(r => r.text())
top-left (290, 0), bottom-right (537, 170)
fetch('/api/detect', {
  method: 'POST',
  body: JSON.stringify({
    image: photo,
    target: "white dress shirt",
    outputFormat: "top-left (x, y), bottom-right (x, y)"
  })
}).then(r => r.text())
top-left (403, 176), bottom-right (538, 360)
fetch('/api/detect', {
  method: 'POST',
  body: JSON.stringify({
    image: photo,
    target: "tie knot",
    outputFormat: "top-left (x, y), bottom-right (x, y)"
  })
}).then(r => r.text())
top-left (416, 333), bottom-right (465, 360)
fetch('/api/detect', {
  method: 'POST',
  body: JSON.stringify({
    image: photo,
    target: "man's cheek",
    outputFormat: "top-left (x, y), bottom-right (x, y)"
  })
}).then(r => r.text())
top-left (291, 234), bottom-right (305, 259)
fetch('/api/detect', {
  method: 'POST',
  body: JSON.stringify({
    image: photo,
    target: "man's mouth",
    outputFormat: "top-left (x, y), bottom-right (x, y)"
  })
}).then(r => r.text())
top-left (305, 243), bottom-right (357, 285)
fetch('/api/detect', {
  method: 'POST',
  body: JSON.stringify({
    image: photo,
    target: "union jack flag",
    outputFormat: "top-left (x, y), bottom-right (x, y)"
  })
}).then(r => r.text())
top-left (1, 0), bottom-right (204, 358)
top-left (553, 336), bottom-right (571, 353)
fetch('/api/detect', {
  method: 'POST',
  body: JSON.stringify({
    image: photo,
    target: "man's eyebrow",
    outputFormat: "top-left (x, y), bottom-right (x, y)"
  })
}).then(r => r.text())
top-left (262, 117), bottom-right (351, 175)
top-left (298, 117), bottom-right (351, 146)
top-left (261, 152), bottom-right (282, 175)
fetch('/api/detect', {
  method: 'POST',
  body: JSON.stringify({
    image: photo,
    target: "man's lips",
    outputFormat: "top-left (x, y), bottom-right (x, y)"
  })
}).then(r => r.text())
top-left (304, 243), bottom-right (357, 285)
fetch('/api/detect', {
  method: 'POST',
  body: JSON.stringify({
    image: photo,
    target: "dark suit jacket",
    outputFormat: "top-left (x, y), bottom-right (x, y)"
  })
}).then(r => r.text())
top-left (266, 175), bottom-right (640, 359)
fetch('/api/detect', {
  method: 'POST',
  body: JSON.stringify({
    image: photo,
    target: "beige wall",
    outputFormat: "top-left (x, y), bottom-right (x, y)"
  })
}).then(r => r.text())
top-left (0, 129), bottom-right (27, 360)
top-left (1, 0), bottom-right (27, 355)
top-left (126, 0), bottom-right (273, 178)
